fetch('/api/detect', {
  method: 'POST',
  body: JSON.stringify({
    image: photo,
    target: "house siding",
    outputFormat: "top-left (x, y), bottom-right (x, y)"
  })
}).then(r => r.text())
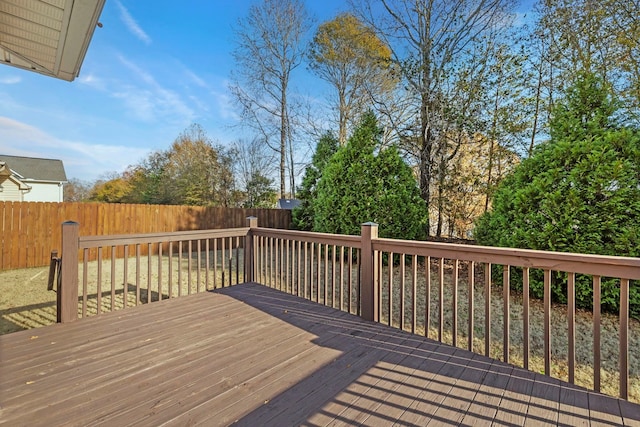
top-left (22, 182), bottom-right (64, 202)
top-left (0, 180), bottom-right (23, 201)
top-left (0, 155), bottom-right (67, 202)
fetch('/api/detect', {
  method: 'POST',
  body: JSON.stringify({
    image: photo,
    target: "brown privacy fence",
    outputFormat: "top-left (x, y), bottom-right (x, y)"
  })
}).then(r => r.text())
top-left (0, 201), bottom-right (291, 271)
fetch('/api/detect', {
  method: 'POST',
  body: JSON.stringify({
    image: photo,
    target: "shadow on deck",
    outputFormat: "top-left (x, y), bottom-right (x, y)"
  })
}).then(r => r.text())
top-left (221, 284), bottom-right (640, 426)
top-left (1, 283), bottom-right (638, 426)
top-left (0, 285), bottom-right (169, 334)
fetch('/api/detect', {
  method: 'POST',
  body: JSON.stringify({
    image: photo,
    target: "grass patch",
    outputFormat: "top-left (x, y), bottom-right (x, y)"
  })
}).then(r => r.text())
top-left (0, 250), bottom-right (244, 334)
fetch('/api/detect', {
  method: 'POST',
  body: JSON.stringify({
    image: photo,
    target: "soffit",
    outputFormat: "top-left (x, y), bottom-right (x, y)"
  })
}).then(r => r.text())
top-left (0, 0), bottom-right (105, 81)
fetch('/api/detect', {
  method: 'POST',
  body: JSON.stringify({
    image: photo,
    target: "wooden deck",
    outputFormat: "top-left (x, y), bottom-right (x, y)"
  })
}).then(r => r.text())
top-left (1, 283), bottom-right (639, 426)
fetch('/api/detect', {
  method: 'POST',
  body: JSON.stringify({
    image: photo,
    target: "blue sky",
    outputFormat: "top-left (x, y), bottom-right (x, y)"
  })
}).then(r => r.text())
top-left (0, 0), bottom-right (350, 182)
top-left (0, 1), bottom-right (531, 182)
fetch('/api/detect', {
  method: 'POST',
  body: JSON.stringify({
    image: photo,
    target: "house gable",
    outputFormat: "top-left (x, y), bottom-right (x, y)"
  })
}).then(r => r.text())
top-left (0, 155), bottom-right (67, 182)
top-left (0, 175), bottom-right (29, 201)
top-left (0, 155), bottom-right (67, 202)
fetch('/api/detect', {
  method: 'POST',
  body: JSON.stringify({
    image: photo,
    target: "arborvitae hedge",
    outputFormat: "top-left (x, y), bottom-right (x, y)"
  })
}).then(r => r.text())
top-left (312, 112), bottom-right (428, 240)
top-left (293, 132), bottom-right (339, 231)
top-left (475, 72), bottom-right (640, 316)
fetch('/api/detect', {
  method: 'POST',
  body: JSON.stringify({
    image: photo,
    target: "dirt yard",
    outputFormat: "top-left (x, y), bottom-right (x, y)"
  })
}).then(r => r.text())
top-left (0, 266), bottom-right (57, 334)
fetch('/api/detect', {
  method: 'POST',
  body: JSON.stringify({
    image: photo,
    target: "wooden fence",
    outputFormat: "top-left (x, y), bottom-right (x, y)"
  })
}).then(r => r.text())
top-left (0, 201), bottom-right (291, 271)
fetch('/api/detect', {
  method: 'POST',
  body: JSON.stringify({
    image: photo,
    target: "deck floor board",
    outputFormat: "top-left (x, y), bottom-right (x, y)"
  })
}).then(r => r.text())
top-left (0, 282), bottom-right (637, 426)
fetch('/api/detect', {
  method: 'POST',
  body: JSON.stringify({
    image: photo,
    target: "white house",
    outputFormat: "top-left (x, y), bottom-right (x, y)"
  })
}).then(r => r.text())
top-left (0, 155), bottom-right (67, 202)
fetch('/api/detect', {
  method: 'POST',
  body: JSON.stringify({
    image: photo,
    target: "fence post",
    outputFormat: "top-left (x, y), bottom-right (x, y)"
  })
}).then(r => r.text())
top-left (58, 221), bottom-right (79, 323)
top-left (245, 217), bottom-right (258, 283)
top-left (360, 222), bottom-right (379, 322)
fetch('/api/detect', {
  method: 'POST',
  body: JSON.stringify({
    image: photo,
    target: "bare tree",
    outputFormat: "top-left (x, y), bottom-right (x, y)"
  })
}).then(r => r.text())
top-left (231, 137), bottom-right (278, 207)
top-left (352, 0), bottom-right (516, 235)
top-left (64, 178), bottom-right (93, 202)
top-left (231, 0), bottom-right (312, 198)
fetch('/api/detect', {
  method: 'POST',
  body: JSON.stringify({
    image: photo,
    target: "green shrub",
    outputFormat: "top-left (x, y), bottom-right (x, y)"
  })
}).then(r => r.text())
top-left (476, 72), bottom-right (640, 316)
top-left (313, 112), bottom-right (428, 240)
top-left (293, 132), bottom-right (339, 231)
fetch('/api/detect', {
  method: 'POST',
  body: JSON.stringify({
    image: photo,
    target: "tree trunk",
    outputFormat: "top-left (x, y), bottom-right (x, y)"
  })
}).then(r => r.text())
top-left (436, 151), bottom-right (446, 238)
top-left (338, 83), bottom-right (348, 145)
top-left (419, 122), bottom-right (432, 237)
top-left (485, 82), bottom-right (500, 212)
top-left (529, 61), bottom-right (543, 156)
top-left (287, 114), bottom-right (296, 198)
top-left (280, 83), bottom-right (287, 198)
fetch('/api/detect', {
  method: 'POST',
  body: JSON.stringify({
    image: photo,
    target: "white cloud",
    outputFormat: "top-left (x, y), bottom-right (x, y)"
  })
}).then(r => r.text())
top-left (0, 117), bottom-right (148, 180)
top-left (213, 89), bottom-right (240, 121)
top-left (184, 68), bottom-right (209, 89)
top-left (112, 88), bottom-right (155, 121)
top-left (78, 73), bottom-right (106, 91)
top-left (188, 95), bottom-right (210, 113)
top-left (115, 55), bottom-right (196, 124)
top-left (115, 0), bottom-right (152, 45)
top-left (0, 76), bottom-right (21, 84)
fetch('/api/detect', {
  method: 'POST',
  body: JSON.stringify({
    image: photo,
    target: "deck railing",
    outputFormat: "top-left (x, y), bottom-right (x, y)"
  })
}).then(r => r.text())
top-left (249, 221), bottom-right (640, 401)
top-left (58, 220), bottom-right (252, 322)
top-left (370, 233), bottom-right (640, 400)
top-left (59, 218), bottom-right (640, 401)
top-left (251, 226), bottom-right (363, 315)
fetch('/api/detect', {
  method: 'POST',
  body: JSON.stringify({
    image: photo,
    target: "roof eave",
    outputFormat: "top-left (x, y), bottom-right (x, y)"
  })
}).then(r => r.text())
top-left (0, 0), bottom-right (106, 82)
top-left (55, 0), bottom-right (107, 82)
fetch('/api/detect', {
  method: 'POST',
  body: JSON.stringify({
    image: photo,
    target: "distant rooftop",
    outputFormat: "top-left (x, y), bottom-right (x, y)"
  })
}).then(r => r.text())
top-left (0, 154), bottom-right (67, 182)
top-left (277, 198), bottom-right (301, 210)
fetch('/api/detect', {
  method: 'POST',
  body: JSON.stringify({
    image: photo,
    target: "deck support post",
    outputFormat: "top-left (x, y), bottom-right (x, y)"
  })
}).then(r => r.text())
top-left (361, 222), bottom-right (379, 322)
top-left (58, 221), bottom-right (79, 323)
top-left (245, 217), bottom-right (258, 283)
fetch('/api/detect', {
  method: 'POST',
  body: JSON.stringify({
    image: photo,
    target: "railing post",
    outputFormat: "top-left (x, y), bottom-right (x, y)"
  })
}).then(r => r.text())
top-left (58, 221), bottom-right (79, 323)
top-left (245, 217), bottom-right (258, 283)
top-left (360, 222), bottom-right (379, 322)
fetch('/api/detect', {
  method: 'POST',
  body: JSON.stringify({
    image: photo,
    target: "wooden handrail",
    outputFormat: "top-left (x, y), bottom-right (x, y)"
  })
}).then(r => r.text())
top-left (59, 221), bottom-right (254, 323)
top-left (372, 237), bottom-right (640, 279)
top-left (58, 219), bottom-right (640, 401)
top-left (79, 228), bottom-right (250, 248)
top-left (251, 225), bottom-right (640, 401)
top-left (252, 227), bottom-right (362, 248)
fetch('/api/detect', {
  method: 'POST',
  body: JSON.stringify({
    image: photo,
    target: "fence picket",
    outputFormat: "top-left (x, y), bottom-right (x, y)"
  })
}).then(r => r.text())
top-left (0, 201), bottom-right (291, 270)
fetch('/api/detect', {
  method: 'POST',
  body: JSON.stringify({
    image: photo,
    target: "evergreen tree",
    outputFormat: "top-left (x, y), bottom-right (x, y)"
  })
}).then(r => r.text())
top-left (293, 132), bottom-right (339, 231)
top-left (475, 72), bottom-right (640, 314)
top-left (314, 112), bottom-right (428, 240)
top-left (243, 173), bottom-right (277, 208)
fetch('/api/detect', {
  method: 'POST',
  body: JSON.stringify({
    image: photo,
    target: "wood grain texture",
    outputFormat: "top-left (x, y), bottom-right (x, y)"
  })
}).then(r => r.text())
top-left (0, 283), bottom-right (636, 426)
top-left (0, 201), bottom-right (291, 270)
